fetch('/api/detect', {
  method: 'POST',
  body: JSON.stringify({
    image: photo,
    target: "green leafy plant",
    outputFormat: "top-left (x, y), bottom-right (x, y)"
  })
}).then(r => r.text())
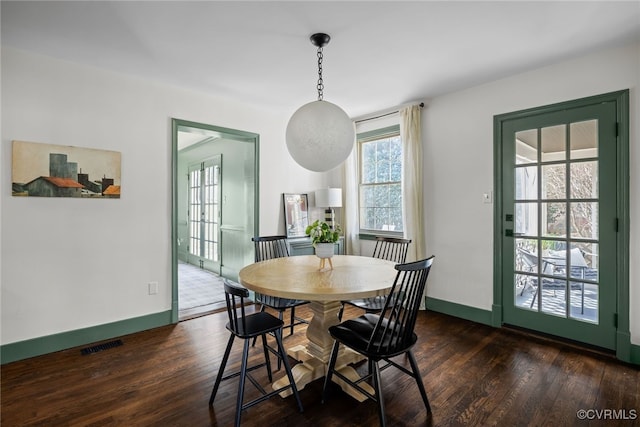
top-left (305, 220), bottom-right (342, 246)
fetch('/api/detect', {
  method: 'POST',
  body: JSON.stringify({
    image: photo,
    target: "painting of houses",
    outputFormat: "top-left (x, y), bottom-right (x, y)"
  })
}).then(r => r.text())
top-left (12, 140), bottom-right (121, 198)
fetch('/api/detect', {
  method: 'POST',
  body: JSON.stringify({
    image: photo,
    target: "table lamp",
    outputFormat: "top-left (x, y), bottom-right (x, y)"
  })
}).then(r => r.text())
top-left (315, 188), bottom-right (342, 230)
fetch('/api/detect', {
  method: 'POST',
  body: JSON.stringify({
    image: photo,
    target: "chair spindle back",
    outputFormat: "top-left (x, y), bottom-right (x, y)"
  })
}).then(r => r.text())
top-left (372, 236), bottom-right (412, 264)
top-left (223, 280), bottom-right (249, 335)
top-left (252, 235), bottom-right (290, 262)
top-left (368, 256), bottom-right (435, 354)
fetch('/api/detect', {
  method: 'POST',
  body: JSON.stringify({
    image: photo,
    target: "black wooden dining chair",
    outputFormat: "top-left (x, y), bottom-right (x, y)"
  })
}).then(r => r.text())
top-left (209, 280), bottom-right (303, 427)
top-left (322, 256), bottom-right (435, 427)
top-left (252, 236), bottom-right (310, 336)
top-left (338, 236), bottom-right (412, 320)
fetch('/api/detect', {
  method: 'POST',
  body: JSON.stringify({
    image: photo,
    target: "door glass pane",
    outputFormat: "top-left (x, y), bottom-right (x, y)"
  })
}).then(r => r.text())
top-left (515, 238), bottom-right (538, 272)
top-left (515, 203), bottom-right (538, 236)
top-left (575, 242), bottom-right (599, 282)
top-left (515, 166), bottom-right (537, 200)
top-left (542, 164), bottom-right (565, 199)
top-left (191, 224), bottom-right (200, 256)
top-left (515, 129), bottom-right (538, 164)
top-left (541, 240), bottom-right (565, 278)
top-left (566, 247), bottom-right (589, 280)
top-left (541, 124), bottom-right (566, 162)
top-left (570, 282), bottom-right (598, 323)
top-left (515, 273), bottom-right (537, 310)
top-left (569, 202), bottom-right (598, 240)
top-left (570, 120), bottom-right (598, 159)
top-left (515, 238), bottom-right (537, 254)
top-left (542, 202), bottom-right (566, 237)
top-left (570, 161), bottom-right (598, 199)
top-left (540, 278), bottom-right (567, 317)
top-left (515, 239), bottom-right (539, 310)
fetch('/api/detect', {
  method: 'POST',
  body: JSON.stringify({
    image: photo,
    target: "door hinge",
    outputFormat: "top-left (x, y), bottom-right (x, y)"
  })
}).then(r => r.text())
top-left (615, 218), bottom-right (619, 232)
top-left (614, 313), bottom-right (618, 328)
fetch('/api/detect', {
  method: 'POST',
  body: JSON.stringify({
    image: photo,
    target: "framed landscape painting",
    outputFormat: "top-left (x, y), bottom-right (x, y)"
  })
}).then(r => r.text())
top-left (12, 140), bottom-right (121, 198)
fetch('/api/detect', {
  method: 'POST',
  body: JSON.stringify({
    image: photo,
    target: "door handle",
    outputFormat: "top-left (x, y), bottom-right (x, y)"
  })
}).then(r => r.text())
top-left (505, 229), bottom-right (524, 237)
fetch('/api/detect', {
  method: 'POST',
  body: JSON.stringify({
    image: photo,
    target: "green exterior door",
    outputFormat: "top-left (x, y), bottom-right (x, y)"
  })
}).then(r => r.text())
top-left (499, 100), bottom-right (618, 349)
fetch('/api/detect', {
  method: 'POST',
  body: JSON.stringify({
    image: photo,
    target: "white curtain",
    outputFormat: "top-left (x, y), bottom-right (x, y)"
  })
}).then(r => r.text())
top-left (400, 105), bottom-right (425, 262)
top-left (343, 123), bottom-right (360, 255)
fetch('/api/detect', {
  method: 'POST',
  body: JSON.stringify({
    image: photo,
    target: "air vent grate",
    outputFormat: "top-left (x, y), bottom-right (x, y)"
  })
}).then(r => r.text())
top-left (80, 339), bottom-right (123, 355)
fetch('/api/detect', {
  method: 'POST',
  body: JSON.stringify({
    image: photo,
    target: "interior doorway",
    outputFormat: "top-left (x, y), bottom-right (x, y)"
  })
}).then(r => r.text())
top-left (171, 119), bottom-right (259, 322)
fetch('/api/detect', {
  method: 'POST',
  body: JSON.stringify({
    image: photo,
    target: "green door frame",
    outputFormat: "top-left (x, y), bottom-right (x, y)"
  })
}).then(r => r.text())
top-left (492, 90), bottom-right (630, 361)
top-left (171, 118), bottom-right (260, 323)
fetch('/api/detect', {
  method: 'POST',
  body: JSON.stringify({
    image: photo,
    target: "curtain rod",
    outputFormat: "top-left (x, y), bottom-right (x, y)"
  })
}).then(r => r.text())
top-left (354, 102), bottom-right (424, 124)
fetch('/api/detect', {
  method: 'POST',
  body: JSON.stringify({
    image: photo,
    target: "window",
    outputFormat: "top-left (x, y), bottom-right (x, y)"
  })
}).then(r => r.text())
top-left (358, 125), bottom-right (403, 234)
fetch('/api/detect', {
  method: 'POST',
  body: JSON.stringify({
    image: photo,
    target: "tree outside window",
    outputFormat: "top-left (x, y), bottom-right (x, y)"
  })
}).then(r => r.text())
top-left (359, 128), bottom-right (403, 233)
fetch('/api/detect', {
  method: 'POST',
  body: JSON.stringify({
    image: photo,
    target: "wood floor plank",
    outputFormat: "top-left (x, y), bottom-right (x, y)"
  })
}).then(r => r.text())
top-left (2, 307), bottom-right (639, 426)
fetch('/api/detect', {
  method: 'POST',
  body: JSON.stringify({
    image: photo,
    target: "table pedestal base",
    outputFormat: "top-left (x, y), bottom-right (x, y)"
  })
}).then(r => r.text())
top-left (272, 344), bottom-right (374, 402)
top-left (272, 300), bottom-right (374, 401)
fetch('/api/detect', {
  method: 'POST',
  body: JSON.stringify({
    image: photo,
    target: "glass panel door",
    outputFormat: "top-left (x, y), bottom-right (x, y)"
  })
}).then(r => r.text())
top-left (188, 157), bottom-right (220, 272)
top-left (502, 101), bottom-right (617, 349)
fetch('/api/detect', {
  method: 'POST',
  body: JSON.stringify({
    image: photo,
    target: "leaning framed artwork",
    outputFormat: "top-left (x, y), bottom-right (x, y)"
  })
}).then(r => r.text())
top-left (283, 193), bottom-right (309, 238)
top-left (12, 140), bottom-right (121, 198)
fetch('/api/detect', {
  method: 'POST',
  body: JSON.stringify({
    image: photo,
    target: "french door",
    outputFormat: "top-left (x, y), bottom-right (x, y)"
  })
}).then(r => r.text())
top-left (498, 97), bottom-right (620, 349)
top-left (187, 157), bottom-right (221, 273)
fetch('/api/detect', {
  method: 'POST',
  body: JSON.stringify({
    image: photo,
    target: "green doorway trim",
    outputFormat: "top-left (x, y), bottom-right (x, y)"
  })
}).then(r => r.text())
top-left (492, 90), bottom-right (630, 362)
top-left (171, 118), bottom-right (260, 324)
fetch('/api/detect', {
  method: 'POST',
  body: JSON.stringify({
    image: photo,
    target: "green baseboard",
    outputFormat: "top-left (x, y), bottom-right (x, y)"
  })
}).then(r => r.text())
top-left (1, 310), bottom-right (173, 364)
top-left (630, 343), bottom-right (640, 365)
top-left (425, 297), bottom-right (493, 326)
top-left (4, 305), bottom-right (638, 366)
top-left (426, 297), bottom-right (639, 366)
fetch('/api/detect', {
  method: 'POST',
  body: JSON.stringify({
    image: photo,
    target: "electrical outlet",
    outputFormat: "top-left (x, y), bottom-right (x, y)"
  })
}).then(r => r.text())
top-left (148, 281), bottom-right (158, 295)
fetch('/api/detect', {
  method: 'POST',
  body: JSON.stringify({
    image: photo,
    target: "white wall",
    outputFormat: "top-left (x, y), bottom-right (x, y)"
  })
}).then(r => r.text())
top-left (2, 41), bottom-right (638, 350)
top-left (0, 47), bottom-right (328, 344)
top-left (423, 42), bottom-right (639, 345)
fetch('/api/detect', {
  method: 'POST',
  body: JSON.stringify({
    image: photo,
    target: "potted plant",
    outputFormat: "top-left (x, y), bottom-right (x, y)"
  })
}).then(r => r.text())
top-left (305, 220), bottom-right (342, 268)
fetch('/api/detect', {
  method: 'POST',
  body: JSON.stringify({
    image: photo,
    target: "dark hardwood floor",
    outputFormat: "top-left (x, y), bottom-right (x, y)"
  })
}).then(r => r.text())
top-left (2, 306), bottom-right (639, 426)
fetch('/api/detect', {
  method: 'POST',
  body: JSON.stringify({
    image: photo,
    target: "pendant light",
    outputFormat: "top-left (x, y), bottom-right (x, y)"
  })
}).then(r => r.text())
top-left (286, 33), bottom-right (355, 172)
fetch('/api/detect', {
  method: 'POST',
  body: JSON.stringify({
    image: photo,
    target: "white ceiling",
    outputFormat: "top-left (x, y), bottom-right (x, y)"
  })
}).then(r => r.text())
top-left (2, 1), bottom-right (639, 118)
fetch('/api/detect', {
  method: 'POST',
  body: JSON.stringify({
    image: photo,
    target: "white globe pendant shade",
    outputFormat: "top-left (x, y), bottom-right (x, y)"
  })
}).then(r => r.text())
top-left (286, 100), bottom-right (355, 172)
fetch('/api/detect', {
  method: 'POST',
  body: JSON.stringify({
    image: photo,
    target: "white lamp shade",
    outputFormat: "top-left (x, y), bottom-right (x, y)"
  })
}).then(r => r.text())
top-left (315, 188), bottom-right (342, 208)
top-left (286, 100), bottom-right (355, 172)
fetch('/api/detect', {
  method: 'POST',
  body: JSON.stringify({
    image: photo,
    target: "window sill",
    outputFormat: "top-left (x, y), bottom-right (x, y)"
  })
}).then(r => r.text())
top-left (358, 231), bottom-right (404, 240)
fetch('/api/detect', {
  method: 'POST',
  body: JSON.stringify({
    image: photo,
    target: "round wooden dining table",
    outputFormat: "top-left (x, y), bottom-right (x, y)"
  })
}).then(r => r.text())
top-left (238, 254), bottom-right (398, 401)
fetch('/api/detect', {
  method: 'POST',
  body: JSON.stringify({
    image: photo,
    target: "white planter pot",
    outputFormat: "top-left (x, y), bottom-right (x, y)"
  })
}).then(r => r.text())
top-left (315, 243), bottom-right (334, 259)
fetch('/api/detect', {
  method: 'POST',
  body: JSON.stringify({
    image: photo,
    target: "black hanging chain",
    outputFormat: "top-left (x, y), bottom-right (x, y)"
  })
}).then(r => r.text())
top-left (316, 46), bottom-right (324, 101)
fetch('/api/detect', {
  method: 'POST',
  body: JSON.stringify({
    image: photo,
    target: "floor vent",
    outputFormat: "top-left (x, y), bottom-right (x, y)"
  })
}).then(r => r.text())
top-left (80, 339), bottom-right (123, 355)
